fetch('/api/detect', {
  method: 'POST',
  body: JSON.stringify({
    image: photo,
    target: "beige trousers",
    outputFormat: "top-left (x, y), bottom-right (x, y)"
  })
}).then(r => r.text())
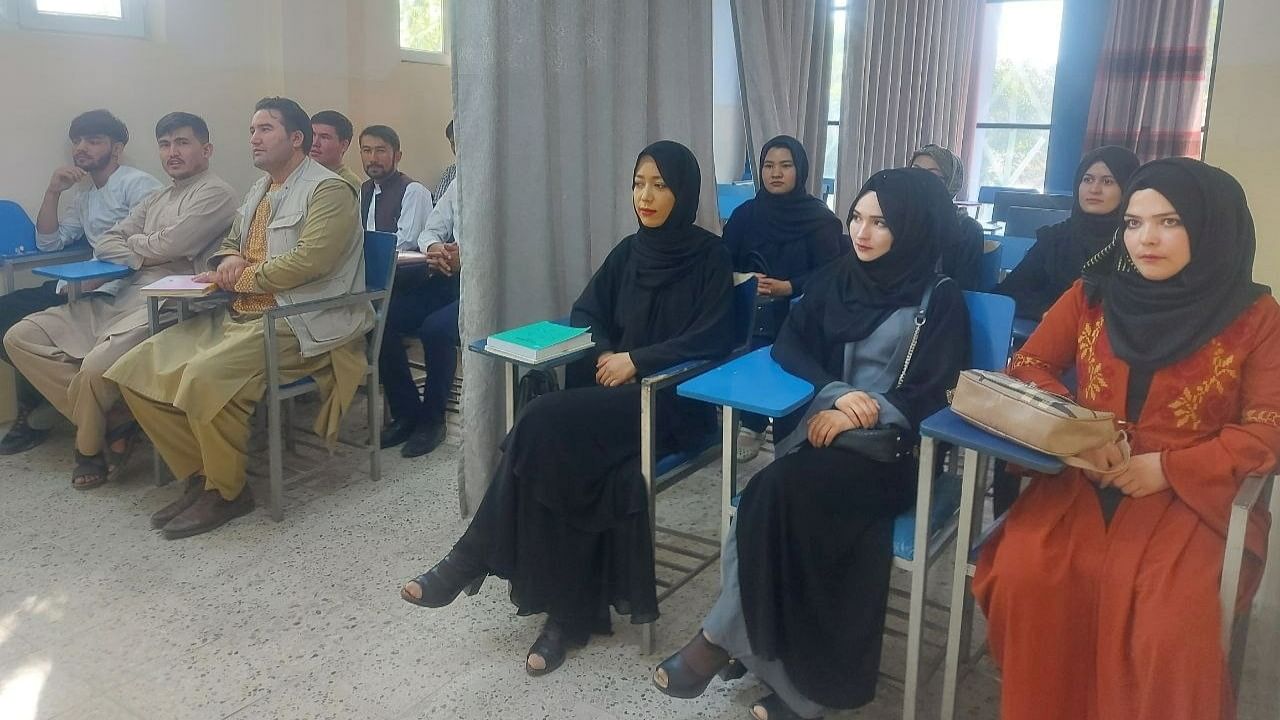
top-left (3, 319), bottom-right (146, 455)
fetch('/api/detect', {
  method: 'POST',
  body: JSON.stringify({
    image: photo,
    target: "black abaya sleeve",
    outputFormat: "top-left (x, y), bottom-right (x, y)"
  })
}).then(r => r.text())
top-left (943, 215), bottom-right (984, 291)
top-left (722, 205), bottom-right (752, 272)
top-left (628, 244), bottom-right (736, 378)
top-left (569, 241), bottom-right (628, 358)
top-left (882, 280), bottom-right (970, 429)
top-left (771, 284), bottom-right (841, 389)
top-left (788, 218), bottom-right (845, 297)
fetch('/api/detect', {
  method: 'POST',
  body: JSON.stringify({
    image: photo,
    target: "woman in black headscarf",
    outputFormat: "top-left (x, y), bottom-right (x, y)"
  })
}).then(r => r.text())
top-left (652, 168), bottom-right (969, 719)
top-left (399, 141), bottom-right (734, 676)
top-left (996, 145), bottom-right (1140, 319)
top-left (975, 158), bottom-right (1278, 720)
top-left (723, 135), bottom-right (843, 460)
top-left (911, 143), bottom-right (986, 290)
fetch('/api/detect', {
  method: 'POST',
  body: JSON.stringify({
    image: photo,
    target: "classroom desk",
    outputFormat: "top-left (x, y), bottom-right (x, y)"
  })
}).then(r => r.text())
top-left (32, 259), bottom-right (131, 303)
top-left (0, 246), bottom-right (93, 294)
top-left (466, 321), bottom-right (593, 431)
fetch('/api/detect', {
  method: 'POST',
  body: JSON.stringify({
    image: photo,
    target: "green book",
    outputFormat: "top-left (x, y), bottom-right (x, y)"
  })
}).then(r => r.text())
top-left (486, 321), bottom-right (594, 363)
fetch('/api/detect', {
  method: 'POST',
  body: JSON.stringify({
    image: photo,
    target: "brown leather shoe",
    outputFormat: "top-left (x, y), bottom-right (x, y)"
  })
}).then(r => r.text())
top-left (161, 487), bottom-right (255, 540)
top-left (150, 475), bottom-right (206, 529)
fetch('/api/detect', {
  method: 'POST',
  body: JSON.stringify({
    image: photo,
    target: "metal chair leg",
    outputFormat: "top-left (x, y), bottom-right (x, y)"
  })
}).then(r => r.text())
top-left (368, 371), bottom-right (382, 483)
top-left (720, 405), bottom-right (740, 553)
top-left (941, 448), bottom-right (984, 720)
top-left (640, 381), bottom-right (658, 656)
top-left (283, 397), bottom-right (297, 454)
top-left (264, 322), bottom-right (285, 522)
top-left (903, 437), bottom-right (937, 720)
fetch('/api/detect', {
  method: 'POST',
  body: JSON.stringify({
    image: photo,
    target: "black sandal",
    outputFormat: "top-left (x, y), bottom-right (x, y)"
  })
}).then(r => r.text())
top-left (749, 693), bottom-right (820, 720)
top-left (652, 631), bottom-right (731, 699)
top-left (105, 421), bottom-right (142, 479)
top-left (71, 451), bottom-right (109, 490)
top-left (400, 551), bottom-right (486, 608)
top-left (525, 618), bottom-right (587, 677)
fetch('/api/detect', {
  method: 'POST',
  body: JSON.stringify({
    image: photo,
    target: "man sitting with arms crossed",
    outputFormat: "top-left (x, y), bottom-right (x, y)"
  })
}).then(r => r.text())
top-left (5, 111), bottom-right (237, 491)
top-left (381, 177), bottom-right (460, 458)
top-left (310, 110), bottom-right (362, 190)
top-left (0, 109), bottom-right (162, 455)
top-left (105, 97), bottom-right (372, 539)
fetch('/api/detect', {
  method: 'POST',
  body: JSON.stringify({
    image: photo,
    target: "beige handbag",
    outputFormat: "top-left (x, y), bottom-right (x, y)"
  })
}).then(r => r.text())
top-left (950, 369), bottom-right (1130, 474)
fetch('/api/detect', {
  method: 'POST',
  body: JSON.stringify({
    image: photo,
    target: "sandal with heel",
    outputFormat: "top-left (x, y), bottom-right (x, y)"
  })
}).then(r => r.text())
top-left (400, 551), bottom-right (486, 608)
top-left (652, 631), bottom-right (731, 699)
top-left (525, 618), bottom-right (587, 677)
top-left (750, 693), bottom-right (820, 720)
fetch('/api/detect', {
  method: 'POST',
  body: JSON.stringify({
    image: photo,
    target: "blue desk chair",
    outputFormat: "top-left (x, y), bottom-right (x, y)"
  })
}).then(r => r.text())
top-left (976, 185), bottom-right (1034, 205)
top-left (143, 231), bottom-right (397, 520)
top-left (675, 290), bottom-right (1015, 720)
top-left (0, 200), bottom-right (93, 294)
top-left (992, 234), bottom-right (1036, 280)
top-left (32, 259), bottom-right (132, 302)
top-left (717, 182), bottom-right (756, 223)
top-left (1004, 205), bottom-right (1069, 238)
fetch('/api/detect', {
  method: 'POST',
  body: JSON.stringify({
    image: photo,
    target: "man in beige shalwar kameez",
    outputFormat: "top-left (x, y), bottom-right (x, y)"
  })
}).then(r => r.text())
top-left (5, 112), bottom-right (237, 490)
top-left (105, 97), bottom-right (373, 539)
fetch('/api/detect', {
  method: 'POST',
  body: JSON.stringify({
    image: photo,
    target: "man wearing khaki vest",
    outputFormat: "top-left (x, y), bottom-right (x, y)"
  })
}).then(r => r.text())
top-left (5, 111), bottom-right (236, 491)
top-left (106, 97), bottom-right (373, 539)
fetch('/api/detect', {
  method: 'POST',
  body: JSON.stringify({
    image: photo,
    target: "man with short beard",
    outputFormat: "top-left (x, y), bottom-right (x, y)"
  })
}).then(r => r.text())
top-left (0, 109), bottom-right (162, 456)
top-left (5, 112), bottom-right (237, 491)
top-left (310, 110), bottom-right (362, 190)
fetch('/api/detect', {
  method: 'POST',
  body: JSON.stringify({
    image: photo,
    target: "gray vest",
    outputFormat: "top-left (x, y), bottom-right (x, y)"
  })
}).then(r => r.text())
top-left (234, 156), bottom-right (373, 357)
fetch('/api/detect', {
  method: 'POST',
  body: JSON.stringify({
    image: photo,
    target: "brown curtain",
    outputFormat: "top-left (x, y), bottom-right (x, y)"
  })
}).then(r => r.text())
top-left (835, 0), bottom-right (981, 216)
top-left (1085, 0), bottom-right (1212, 161)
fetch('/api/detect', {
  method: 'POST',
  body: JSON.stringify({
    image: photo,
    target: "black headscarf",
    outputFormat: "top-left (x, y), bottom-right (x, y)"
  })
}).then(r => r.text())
top-left (1069, 145), bottom-right (1141, 261)
top-left (910, 144), bottom-right (965, 198)
top-left (744, 135), bottom-right (841, 249)
top-left (1090, 157), bottom-right (1269, 370)
top-left (630, 140), bottom-right (717, 288)
top-left (785, 168), bottom-right (950, 356)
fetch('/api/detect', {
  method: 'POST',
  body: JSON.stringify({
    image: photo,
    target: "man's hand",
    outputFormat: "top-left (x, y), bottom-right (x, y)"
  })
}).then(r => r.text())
top-left (47, 167), bottom-right (86, 194)
top-left (834, 391), bottom-right (879, 429)
top-left (424, 242), bottom-right (453, 276)
top-left (807, 409), bottom-right (856, 448)
top-left (595, 351), bottom-right (636, 387)
top-left (200, 255), bottom-right (250, 292)
top-left (755, 274), bottom-right (794, 298)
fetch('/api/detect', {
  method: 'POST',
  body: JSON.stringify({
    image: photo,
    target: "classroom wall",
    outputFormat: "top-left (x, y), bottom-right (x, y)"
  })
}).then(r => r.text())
top-left (1202, 0), bottom-right (1280, 613)
top-left (0, 0), bottom-right (454, 422)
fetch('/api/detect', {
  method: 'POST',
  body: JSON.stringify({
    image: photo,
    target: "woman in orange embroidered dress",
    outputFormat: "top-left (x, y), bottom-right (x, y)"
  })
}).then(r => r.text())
top-left (973, 157), bottom-right (1279, 720)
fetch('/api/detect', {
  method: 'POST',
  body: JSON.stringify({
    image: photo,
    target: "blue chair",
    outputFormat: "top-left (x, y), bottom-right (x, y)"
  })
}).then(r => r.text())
top-left (993, 234), bottom-right (1036, 278)
top-left (717, 182), bottom-right (756, 223)
top-left (0, 200), bottom-right (93, 294)
top-left (32, 259), bottom-right (132, 302)
top-left (676, 290), bottom-right (1015, 720)
top-left (976, 185), bottom-right (1034, 205)
top-left (992, 190), bottom-right (1072, 222)
top-left (977, 242), bottom-right (1003, 292)
top-left (1004, 205), bottom-right (1069, 238)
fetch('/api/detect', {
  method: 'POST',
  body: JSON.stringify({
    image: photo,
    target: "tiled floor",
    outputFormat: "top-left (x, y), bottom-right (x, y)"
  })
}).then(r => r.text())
top-left (0, 409), bottom-right (1276, 719)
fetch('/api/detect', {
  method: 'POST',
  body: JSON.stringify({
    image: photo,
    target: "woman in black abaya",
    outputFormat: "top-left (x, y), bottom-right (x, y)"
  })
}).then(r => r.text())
top-left (652, 168), bottom-right (969, 719)
top-left (399, 141), bottom-right (734, 676)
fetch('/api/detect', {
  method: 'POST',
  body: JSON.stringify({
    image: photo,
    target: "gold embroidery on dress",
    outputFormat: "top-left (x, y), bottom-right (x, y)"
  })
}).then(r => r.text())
top-left (1243, 409), bottom-right (1280, 427)
top-left (1169, 341), bottom-right (1239, 430)
top-left (1077, 318), bottom-right (1108, 402)
top-left (1010, 354), bottom-right (1052, 372)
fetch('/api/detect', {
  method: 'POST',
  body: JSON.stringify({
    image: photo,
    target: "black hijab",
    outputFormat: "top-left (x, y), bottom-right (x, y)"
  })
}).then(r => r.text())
top-left (630, 140), bottom-right (717, 288)
top-left (1069, 145), bottom-right (1141, 256)
top-left (741, 135), bottom-right (842, 252)
top-left (1091, 157), bottom-right (1269, 370)
top-left (798, 168), bottom-right (950, 345)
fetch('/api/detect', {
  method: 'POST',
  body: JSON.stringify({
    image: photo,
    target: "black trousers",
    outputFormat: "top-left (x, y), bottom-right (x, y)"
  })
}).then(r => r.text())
top-left (0, 281), bottom-right (65, 408)
top-left (378, 267), bottom-right (460, 426)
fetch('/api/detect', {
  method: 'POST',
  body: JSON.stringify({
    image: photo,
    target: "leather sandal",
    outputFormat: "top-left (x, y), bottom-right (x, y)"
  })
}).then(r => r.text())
top-left (750, 693), bottom-right (820, 720)
top-left (401, 550), bottom-right (486, 608)
top-left (71, 451), bottom-right (109, 490)
top-left (525, 618), bottom-right (587, 677)
top-left (105, 421), bottom-right (142, 480)
top-left (652, 631), bottom-right (731, 699)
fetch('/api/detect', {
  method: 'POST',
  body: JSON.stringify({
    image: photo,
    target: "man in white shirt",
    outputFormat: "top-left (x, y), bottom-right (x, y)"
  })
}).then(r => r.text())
top-left (0, 109), bottom-right (162, 455)
top-left (358, 125), bottom-right (432, 250)
top-left (380, 177), bottom-right (460, 458)
top-left (432, 120), bottom-right (456, 202)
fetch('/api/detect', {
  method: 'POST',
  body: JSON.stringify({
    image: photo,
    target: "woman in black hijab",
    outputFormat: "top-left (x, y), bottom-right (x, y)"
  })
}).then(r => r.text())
top-left (653, 168), bottom-right (969, 719)
top-left (400, 141), bottom-right (734, 676)
top-left (911, 143), bottom-right (986, 290)
top-left (723, 135), bottom-right (843, 460)
top-left (996, 145), bottom-right (1140, 319)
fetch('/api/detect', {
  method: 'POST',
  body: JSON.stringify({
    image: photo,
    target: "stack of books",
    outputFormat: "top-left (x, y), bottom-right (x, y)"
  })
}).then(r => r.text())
top-left (485, 321), bottom-right (594, 363)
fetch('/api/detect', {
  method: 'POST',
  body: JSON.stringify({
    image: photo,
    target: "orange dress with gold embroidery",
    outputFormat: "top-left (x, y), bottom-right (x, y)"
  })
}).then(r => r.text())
top-left (974, 281), bottom-right (1280, 720)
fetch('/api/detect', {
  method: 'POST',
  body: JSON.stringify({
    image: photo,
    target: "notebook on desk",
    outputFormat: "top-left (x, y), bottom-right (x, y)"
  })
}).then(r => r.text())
top-left (485, 321), bottom-right (594, 363)
top-left (140, 275), bottom-right (218, 297)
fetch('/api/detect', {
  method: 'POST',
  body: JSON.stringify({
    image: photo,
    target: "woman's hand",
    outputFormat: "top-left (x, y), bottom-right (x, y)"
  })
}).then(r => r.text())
top-left (834, 391), bottom-right (879, 429)
top-left (807, 409), bottom-right (856, 448)
top-left (754, 274), bottom-right (793, 298)
top-left (1076, 440), bottom-right (1127, 484)
top-left (595, 351), bottom-right (636, 387)
top-left (1107, 452), bottom-right (1170, 498)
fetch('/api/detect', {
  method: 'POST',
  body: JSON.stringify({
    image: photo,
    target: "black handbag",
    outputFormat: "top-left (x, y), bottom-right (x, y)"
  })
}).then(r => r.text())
top-left (829, 277), bottom-right (946, 463)
top-left (516, 369), bottom-right (559, 413)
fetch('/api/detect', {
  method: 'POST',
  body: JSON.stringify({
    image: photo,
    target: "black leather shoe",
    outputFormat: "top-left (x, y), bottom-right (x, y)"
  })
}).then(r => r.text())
top-left (0, 406), bottom-right (49, 456)
top-left (401, 422), bottom-right (446, 458)
top-left (161, 487), bottom-right (255, 540)
top-left (401, 550), bottom-right (486, 608)
top-left (380, 419), bottom-right (416, 448)
top-left (150, 475), bottom-right (206, 529)
top-left (653, 631), bottom-right (731, 699)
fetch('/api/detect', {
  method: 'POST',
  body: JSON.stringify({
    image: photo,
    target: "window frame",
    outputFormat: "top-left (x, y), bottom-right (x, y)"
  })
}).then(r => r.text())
top-left (17, 0), bottom-right (145, 38)
top-left (399, 0), bottom-right (450, 66)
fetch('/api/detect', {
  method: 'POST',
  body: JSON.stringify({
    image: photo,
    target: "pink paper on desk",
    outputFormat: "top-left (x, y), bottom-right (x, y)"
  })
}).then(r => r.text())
top-left (140, 275), bottom-right (218, 297)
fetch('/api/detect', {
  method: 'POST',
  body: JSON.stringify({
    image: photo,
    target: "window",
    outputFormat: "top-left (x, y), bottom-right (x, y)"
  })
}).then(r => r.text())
top-left (969, 0), bottom-right (1064, 193)
top-left (400, 0), bottom-right (449, 65)
top-left (17, 0), bottom-right (144, 37)
top-left (823, 0), bottom-right (848, 207)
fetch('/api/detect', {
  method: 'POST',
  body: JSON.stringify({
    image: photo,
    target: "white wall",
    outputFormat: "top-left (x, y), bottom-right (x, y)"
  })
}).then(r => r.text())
top-left (0, 0), bottom-right (454, 421)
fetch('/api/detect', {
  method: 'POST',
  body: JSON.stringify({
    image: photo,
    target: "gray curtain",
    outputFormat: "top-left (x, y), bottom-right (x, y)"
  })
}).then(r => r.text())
top-left (452, 1), bottom-right (716, 515)
top-left (834, 0), bottom-right (980, 215)
top-left (731, 0), bottom-right (834, 195)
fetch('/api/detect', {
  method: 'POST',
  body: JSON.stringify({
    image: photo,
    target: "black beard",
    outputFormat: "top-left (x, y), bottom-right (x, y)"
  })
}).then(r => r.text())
top-left (366, 166), bottom-right (390, 180)
top-left (75, 154), bottom-right (112, 172)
